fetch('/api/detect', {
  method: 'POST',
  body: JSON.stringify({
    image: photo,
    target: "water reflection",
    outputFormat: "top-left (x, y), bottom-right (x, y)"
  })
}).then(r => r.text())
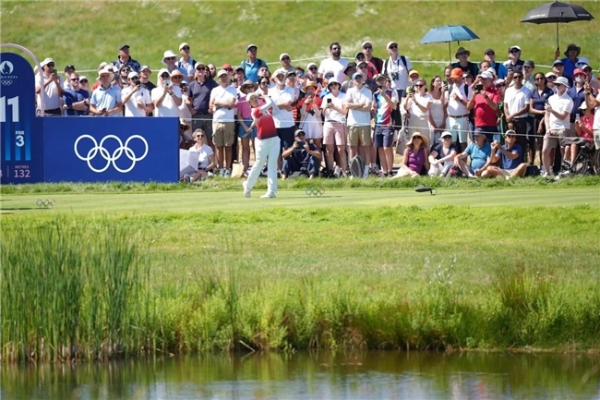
top-left (1, 351), bottom-right (599, 399)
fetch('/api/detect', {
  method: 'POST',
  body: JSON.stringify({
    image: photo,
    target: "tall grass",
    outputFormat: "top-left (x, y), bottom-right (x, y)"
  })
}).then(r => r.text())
top-left (0, 218), bottom-right (150, 362)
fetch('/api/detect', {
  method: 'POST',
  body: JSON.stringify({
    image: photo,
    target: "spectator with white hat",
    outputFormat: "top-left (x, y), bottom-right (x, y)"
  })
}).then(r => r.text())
top-left (542, 76), bottom-right (573, 177)
top-left (151, 68), bottom-right (182, 117)
top-left (35, 58), bottom-right (64, 116)
top-left (318, 42), bottom-right (348, 83)
top-left (162, 50), bottom-right (188, 83)
top-left (428, 131), bottom-right (457, 177)
top-left (545, 71), bottom-right (557, 93)
top-left (113, 44), bottom-right (141, 73)
top-left (279, 53), bottom-right (294, 73)
top-left (381, 41), bottom-right (412, 98)
top-left (305, 62), bottom-right (321, 86)
top-left (177, 42), bottom-right (196, 81)
top-left (209, 69), bottom-right (238, 177)
top-left (89, 66), bottom-right (122, 117)
top-left (121, 71), bottom-right (152, 117)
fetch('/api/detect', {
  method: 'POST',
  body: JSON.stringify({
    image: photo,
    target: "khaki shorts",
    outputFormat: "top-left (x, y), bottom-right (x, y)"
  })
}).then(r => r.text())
top-left (212, 121), bottom-right (236, 147)
top-left (543, 129), bottom-right (565, 150)
top-left (348, 125), bottom-right (372, 146)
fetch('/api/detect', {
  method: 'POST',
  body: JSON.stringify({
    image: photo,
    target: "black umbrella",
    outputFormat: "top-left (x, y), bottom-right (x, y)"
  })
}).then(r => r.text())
top-left (521, 1), bottom-right (594, 50)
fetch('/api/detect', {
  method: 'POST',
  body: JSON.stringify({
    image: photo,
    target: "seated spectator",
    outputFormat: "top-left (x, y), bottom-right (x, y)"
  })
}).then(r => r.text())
top-left (62, 72), bottom-right (89, 116)
top-left (452, 47), bottom-right (479, 78)
top-left (152, 69), bottom-right (182, 117)
top-left (121, 71), bottom-right (152, 117)
top-left (428, 131), bottom-right (457, 177)
top-left (563, 102), bottom-right (594, 170)
top-left (281, 129), bottom-right (321, 179)
top-left (113, 44), bottom-right (141, 73)
top-left (393, 132), bottom-right (430, 179)
top-left (481, 130), bottom-right (527, 179)
top-left (36, 58), bottom-right (64, 116)
top-left (89, 66), bottom-right (123, 117)
top-left (183, 129), bottom-right (216, 183)
top-left (454, 130), bottom-right (491, 177)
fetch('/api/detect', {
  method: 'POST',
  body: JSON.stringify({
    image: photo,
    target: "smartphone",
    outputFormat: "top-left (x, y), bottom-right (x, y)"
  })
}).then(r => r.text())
top-left (327, 98), bottom-right (332, 104)
top-left (475, 84), bottom-right (483, 92)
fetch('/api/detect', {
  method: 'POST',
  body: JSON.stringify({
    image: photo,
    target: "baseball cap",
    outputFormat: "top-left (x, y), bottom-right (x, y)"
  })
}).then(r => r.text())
top-left (504, 129), bottom-right (517, 137)
top-left (361, 41), bottom-right (372, 48)
top-left (473, 128), bottom-right (486, 136)
top-left (409, 70), bottom-right (419, 77)
top-left (222, 63), bottom-right (232, 70)
top-left (119, 44), bottom-right (129, 50)
top-left (273, 68), bottom-right (286, 77)
top-left (327, 78), bottom-right (340, 87)
top-left (576, 57), bottom-right (590, 68)
top-left (480, 71), bottom-right (494, 80)
top-left (40, 58), bottom-right (54, 68)
top-left (295, 129), bottom-right (306, 137)
top-left (246, 44), bottom-right (257, 51)
top-left (127, 71), bottom-right (139, 79)
top-left (79, 76), bottom-right (88, 82)
top-left (484, 48), bottom-right (495, 55)
top-left (554, 76), bottom-right (570, 87)
top-left (279, 53), bottom-right (290, 61)
top-left (216, 70), bottom-right (229, 78)
top-left (440, 131), bottom-right (452, 139)
top-left (352, 72), bottom-right (363, 80)
top-left (344, 62), bottom-right (357, 74)
top-left (545, 72), bottom-right (556, 78)
top-left (140, 65), bottom-right (151, 72)
top-left (552, 59), bottom-right (564, 67)
top-left (356, 61), bottom-right (367, 68)
top-left (64, 64), bottom-right (75, 72)
top-left (355, 52), bottom-right (365, 60)
top-left (573, 68), bottom-right (587, 76)
top-left (235, 66), bottom-right (244, 72)
top-left (157, 68), bottom-right (170, 77)
top-left (450, 68), bottom-right (463, 79)
top-left (179, 42), bottom-right (189, 51)
top-left (508, 45), bottom-right (521, 52)
top-left (523, 60), bottom-right (535, 68)
top-left (286, 70), bottom-right (296, 78)
top-left (193, 62), bottom-right (205, 70)
top-left (307, 62), bottom-right (318, 69)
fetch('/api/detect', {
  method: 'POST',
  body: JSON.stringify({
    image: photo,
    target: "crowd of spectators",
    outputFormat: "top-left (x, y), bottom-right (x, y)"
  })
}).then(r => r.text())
top-left (35, 41), bottom-right (600, 180)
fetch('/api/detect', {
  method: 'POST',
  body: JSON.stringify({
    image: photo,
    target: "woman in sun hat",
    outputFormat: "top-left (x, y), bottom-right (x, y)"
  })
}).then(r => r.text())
top-left (237, 80), bottom-right (259, 174)
top-left (392, 131), bottom-right (430, 178)
top-left (299, 80), bottom-right (323, 149)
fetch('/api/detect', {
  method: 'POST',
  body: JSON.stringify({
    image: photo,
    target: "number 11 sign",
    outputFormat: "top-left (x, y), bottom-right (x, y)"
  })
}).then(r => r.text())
top-left (0, 52), bottom-right (43, 184)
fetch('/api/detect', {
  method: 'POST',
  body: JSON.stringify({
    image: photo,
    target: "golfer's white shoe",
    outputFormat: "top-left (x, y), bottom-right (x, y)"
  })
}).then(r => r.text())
top-left (260, 192), bottom-right (276, 199)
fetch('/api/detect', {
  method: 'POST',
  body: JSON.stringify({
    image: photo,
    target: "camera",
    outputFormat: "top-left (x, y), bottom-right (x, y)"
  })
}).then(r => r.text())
top-left (475, 84), bottom-right (483, 92)
top-left (296, 140), bottom-right (305, 148)
top-left (391, 72), bottom-right (399, 81)
top-left (135, 82), bottom-right (141, 87)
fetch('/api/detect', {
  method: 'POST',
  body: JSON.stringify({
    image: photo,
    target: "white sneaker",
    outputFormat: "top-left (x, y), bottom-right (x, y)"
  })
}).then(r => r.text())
top-left (260, 192), bottom-right (276, 199)
top-left (541, 171), bottom-right (548, 178)
top-left (219, 168), bottom-right (225, 176)
top-left (242, 181), bottom-right (251, 198)
top-left (334, 166), bottom-right (342, 177)
top-left (362, 166), bottom-right (369, 179)
top-left (224, 169), bottom-right (231, 178)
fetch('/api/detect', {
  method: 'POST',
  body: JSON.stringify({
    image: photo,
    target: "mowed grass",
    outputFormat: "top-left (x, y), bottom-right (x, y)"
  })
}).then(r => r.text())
top-left (1, 1), bottom-right (599, 78)
top-left (2, 187), bottom-right (600, 360)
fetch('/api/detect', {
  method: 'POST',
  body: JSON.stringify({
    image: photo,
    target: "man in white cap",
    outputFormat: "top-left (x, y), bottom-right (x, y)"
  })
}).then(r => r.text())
top-left (279, 53), bottom-right (294, 73)
top-left (35, 58), bottom-right (64, 116)
top-left (209, 69), bottom-right (238, 177)
top-left (152, 68), bottom-right (182, 117)
top-left (318, 42), bottom-right (348, 83)
top-left (305, 62), bottom-right (320, 85)
top-left (381, 41), bottom-right (412, 131)
top-left (89, 66), bottom-right (122, 117)
top-left (121, 71), bottom-right (152, 117)
top-left (162, 50), bottom-right (187, 83)
top-left (113, 44), bottom-right (141, 72)
top-left (177, 43), bottom-right (196, 81)
top-left (345, 71), bottom-right (373, 176)
top-left (542, 76), bottom-right (573, 177)
top-left (240, 44), bottom-right (266, 83)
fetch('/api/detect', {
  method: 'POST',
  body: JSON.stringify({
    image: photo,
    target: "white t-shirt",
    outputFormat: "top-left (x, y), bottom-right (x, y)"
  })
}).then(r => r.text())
top-left (409, 93), bottom-right (433, 119)
top-left (268, 85), bottom-right (295, 128)
top-left (383, 56), bottom-right (413, 91)
top-left (190, 143), bottom-right (214, 168)
top-left (345, 86), bottom-right (372, 126)
top-left (121, 86), bottom-right (151, 117)
top-left (447, 83), bottom-right (473, 117)
top-left (321, 92), bottom-right (346, 123)
top-left (594, 93), bottom-right (600, 131)
top-left (547, 91), bottom-right (573, 131)
top-left (318, 58), bottom-right (349, 83)
top-left (210, 85), bottom-right (237, 122)
top-left (37, 74), bottom-right (64, 110)
top-left (179, 94), bottom-right (192, 120)
top-left (152, 86), bottom-right (182, 117)
top-left (504, 86), bottom-right (532, 119)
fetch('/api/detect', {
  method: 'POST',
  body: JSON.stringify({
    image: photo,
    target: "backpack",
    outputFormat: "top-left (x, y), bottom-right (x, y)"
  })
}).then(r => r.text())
top-left (382, 56), bottom-right (408, 75)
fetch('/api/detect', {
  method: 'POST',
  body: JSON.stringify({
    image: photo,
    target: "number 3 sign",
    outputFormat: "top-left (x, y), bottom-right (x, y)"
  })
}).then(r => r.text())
top-left (0, 52), bottom-right (43, 183)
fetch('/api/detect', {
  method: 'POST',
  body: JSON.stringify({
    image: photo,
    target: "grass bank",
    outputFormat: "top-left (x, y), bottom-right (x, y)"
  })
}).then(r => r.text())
top-left (1, 1), bottom-right (599, 78)
top-left (2, 204), bottom-right (599, 363)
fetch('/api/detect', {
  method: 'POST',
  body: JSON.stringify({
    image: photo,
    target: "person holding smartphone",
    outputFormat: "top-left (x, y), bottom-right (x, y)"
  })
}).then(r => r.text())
top-left (321, 78), bottom-right (348, 174)
top-left (121, 72), bottom-right (152, 117)
top-left (467, 71), bottom-right (501, 144)
top-left (35, 58), bottom-right (64, 116)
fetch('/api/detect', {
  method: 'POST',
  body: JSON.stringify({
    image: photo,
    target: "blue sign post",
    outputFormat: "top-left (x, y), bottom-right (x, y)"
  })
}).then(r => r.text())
top-left (0, 52), bottom-right (43, 183)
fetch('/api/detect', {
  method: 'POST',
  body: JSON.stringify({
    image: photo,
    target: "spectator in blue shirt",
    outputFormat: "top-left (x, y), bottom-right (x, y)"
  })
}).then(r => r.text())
top-left (89, 67), bottom-right (123, 117)
top-left (454, 131), bottom-right (491, 177)
top-left (62, 72), bottom-right (89, 116)
top-left (481, 130), bottom-right (527, 179)
top-left (240, 44), bottom-right (267, 83)
top-left (113, 44), bottom-right (141, 73)
top-left (557, 43), bottom-right (580, 80)
top-left (483, 48), bottom-right (507, 79)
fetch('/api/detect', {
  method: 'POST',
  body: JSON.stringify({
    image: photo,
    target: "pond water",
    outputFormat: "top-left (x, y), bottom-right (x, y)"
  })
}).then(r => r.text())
top-left (1, 351), bottom-right (599, 399)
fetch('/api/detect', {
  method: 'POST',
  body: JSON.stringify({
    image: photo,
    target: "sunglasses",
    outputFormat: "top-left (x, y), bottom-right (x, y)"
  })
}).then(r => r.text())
top-left (47, 63), bottom-right (55, 67)
top-left (414, 84), bottom-right (424, 87)
top-left (363, 46), bottom-right (372, 50)
top-left (182, 47), bottom-right (190, 51)
top-left (281, 57), bottom-right (290, 61)
top-left (331, 47), bottom-right (340, 51)
top-left (225, 68), bottom-right (233, 72)
top-left (495, 83), bottom-right (506, 88)
top-left (161, 74), bottom-right (170, 78)
top-left (70, 78), bottom-right (79, 81)
top-left (506, 135), bottom-right (516, 138)
top-left (513, 76), bottom-right (523, 79)
top-left (309, 67), bottom-right (317, 71)
top-left (171, 76), bottom-right (183, 79)
top-left (358, 65), bottom-right (366, 69)
top-left (121, 69), bottom-right (130, 72)
top-left (131, 77), bottom-right (140, 81)
top-left (80, 80), bottom-right (88, 83)
top-left (547, 76), bottom-right (556, 80)
top-left (510, 50), bottom-right (520, 53)
top-left (486, 52), bottom-right (495, 56)
top-left (389, 45), bottom-right (398, 49)
top-left (260, 82), bottom-right (269, 85)
top-left (100, 74), bottom-right (110, 79)
top-left (165, 57), bottom-right (176, 61)
top-left (523, 66), bottom-right (532, 69)
top-left (195, 135), bottom-right (204, 138)
top-left (457, 52), bottom-right (467, 56)
top-left (196, 67), bottom-right (206, 71)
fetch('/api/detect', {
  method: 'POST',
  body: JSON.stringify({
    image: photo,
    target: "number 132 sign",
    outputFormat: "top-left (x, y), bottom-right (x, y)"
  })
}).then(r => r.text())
top-left (0, 52), bottom-right (43, 184)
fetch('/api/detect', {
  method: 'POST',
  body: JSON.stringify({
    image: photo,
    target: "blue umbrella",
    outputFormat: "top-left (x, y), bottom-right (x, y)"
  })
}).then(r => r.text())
top-left (420, 25), bottom-right (480, 62)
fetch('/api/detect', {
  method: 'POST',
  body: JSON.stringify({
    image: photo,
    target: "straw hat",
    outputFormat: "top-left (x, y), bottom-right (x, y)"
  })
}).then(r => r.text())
top-left (240, 80), bottom-right (257, 92)
top-left (407, 132), bottom-right (429, 147)
top-left (304, 81), bottom-right (319, 90)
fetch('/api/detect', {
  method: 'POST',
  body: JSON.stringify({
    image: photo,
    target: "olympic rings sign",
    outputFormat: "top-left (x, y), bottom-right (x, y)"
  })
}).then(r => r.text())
top-left (305, 187), bottom-right (325, 197)
top-left (74, 134), bottom-right (149, 173)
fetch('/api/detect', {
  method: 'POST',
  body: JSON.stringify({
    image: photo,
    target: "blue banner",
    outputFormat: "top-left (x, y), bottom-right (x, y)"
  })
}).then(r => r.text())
top-left (43, 117), bottom-right (179, 183)
top-left (0, 52), bottom-right (43, 184)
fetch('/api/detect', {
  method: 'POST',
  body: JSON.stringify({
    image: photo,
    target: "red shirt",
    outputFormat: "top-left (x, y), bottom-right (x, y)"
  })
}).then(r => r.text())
top-left (474, 85), bottom-right (501, 127)
top-left (252, 107), bottom-right (277, 140)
